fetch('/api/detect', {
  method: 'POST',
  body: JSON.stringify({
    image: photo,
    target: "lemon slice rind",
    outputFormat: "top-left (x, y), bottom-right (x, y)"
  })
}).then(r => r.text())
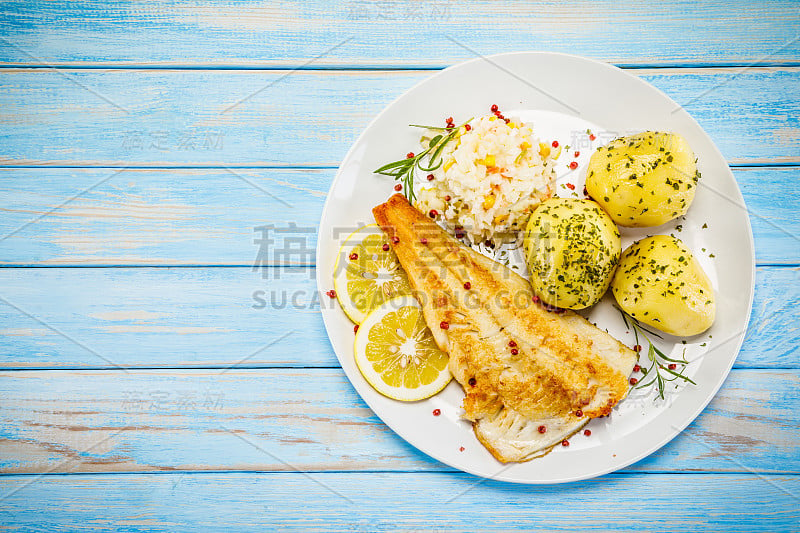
top-left (333, 224), bottom-right (410, 324)
top-left (354, 295), bottom-right (452, 402)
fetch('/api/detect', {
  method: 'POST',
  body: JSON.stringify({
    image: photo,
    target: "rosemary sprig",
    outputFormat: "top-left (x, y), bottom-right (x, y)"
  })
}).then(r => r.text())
top-left (617, 307), bottom-right (696, 400)
top-left (373, 118), bottom-right (472, 202)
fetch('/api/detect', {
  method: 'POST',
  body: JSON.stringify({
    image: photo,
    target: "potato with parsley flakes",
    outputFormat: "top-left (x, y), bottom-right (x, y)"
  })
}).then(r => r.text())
top-left (523, 198), bottom-right (621, 310)
top-left (585, 131), bottom-right (699, 227)
top-left (612, 235), bottom-right (715, 336)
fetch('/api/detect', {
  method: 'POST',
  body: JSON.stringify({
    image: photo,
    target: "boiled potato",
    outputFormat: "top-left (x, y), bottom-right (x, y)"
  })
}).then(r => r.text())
top-left (611, 235), bottom-right (715, 336)
top-left (523, 198), bottom-right (621, 310)
top-left (585, 131), bottom-right (699, 227)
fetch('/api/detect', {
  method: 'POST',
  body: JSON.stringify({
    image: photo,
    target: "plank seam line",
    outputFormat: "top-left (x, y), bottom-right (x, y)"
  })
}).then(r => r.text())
top-left (0, 365), bottom-right (341, 371)
top-left (0, 62), bottom-right (799, 71)
top-left (0, 366), bottom-right (794, 372)
top-left (0, 163), bottom-right (797, 170)
top-left (0, 263), bottom-right (797, 269)
top-left (0, 470), bottom-right (796, 478)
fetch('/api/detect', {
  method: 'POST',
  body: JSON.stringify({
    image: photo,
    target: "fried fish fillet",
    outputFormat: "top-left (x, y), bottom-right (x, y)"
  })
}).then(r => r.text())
top-left (373, 194), bottom-right (637, 462)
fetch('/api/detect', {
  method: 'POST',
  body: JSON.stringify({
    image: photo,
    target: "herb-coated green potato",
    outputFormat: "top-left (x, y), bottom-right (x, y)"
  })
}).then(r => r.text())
top-left (612, 235), bottom-right (715, 336)
top-left (586, 131), bottom-right (699, 227)
top-left (523, 198), bottom-right (621, 310)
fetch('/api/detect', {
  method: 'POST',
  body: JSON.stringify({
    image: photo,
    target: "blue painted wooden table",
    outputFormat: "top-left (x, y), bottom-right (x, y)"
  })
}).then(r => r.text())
top-left (0, 2), bottom-right (798, 530)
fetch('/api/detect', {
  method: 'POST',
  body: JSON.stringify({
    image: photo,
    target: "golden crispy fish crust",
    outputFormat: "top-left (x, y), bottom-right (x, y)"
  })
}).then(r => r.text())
top-left (373, 194), bottom-right (637, 461)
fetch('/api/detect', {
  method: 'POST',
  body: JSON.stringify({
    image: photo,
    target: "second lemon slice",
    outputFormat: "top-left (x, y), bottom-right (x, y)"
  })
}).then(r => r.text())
top-left (333, 224), bottom-right (411, 324)
top-left (354, 295), bottom-right (451, 401)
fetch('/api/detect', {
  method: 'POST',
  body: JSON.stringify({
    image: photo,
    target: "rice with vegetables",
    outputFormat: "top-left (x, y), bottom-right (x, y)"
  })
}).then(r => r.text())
top-left (416, 114), bottom-right (556, 244)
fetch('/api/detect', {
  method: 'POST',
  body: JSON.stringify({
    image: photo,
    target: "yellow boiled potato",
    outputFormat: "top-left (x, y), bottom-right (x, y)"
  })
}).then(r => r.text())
top-left (523, 198), bottom-right (621, 310)
top-left (611, 235), bottom-right (715, 336)
top-left (585, 131), bottom-right (699, 227)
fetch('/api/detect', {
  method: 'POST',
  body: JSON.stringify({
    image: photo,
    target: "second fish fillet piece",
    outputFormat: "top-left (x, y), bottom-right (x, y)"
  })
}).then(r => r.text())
top-left (373, 194), bottom-right (637, 462)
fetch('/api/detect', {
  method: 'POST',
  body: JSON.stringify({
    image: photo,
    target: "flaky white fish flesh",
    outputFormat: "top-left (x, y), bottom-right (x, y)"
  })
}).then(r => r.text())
top-left (373, 194), bottom-right (637, 462)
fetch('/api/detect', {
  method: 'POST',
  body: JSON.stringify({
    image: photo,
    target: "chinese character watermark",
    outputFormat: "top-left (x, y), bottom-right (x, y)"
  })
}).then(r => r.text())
top-left (345, 1), bottom-right (452, 21)
top-left (120, 129), bottom-right (224, 152)
top-left (252, 223), bottom-right (316, 279)
top-left (121, 389), bottom-right (225, 412)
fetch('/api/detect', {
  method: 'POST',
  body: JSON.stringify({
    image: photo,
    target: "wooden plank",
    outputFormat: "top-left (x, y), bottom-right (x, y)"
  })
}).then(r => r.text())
top-left (0, 166), bottom-right (796, 266)
top-left (1, 1), bottom-right (799, 67)
top-left (0, 168), bottom-right (329, 266)
top-left (0, 267), bottom-right (325, 369)
top-left (0, 473), bottom-right (797, 531)
top-left (0, 68), bottom-right (798, 166)
top-left (0, 368), bottom-right (796, 475)
top-left (0, 267), bottom-right (796, 369)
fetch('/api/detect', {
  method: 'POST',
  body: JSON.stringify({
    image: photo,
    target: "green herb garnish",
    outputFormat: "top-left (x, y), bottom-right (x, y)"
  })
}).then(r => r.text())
top-left (617, 307), bottom-right (696, 400)
top-left (373, 118), bottom-right (472, 202)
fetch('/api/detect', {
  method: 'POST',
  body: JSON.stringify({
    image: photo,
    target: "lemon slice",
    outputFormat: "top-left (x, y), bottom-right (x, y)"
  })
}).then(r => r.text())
top-left (354, 295), bottom-right (452, 401)
top-left (333, 224), bottom-right (411, 324)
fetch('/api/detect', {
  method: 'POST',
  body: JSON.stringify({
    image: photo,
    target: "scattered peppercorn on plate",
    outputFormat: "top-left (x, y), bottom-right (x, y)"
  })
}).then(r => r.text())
top-left (317, 52), bottom-right (755, 483)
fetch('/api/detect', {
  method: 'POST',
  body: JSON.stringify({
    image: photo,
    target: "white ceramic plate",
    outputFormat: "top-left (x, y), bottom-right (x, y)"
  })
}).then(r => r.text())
top-left (316, 52), bottom-right (755, 483)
